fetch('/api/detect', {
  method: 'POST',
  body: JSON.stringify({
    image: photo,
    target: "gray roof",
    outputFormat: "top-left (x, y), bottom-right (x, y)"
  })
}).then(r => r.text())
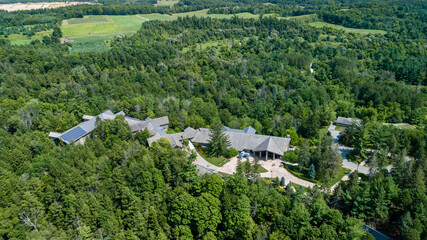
top-left (336, 117), bottom-right (361, 126)
top-left (192, 128), bottom-right (291, 156)
top-left (253, 137), bottom-right (283, 154)
top-left (223, 126), bottom-right (256, 134)
top-left (51, 110), bottom-right (169, 144)
top-left (146, 116), bottom-right (169, 126)
top-left (147, 134), bottom-right (183, 148)
top-left (147, 127), bottom-right (197, 148)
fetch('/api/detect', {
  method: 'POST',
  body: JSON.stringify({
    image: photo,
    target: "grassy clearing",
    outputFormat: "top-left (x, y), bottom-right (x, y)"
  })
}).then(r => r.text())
top-left (61, 15), bottom-right (146, 52)
top-left (108, 15), bottom-right (146, 31)
top-left (67, 15), bottom-right (109, 25)
top-left (280, 14), bottom-right (316, 20)
top-left (309, 21), bottom-right (387, 35)
top-left (173, 9), bottom-right (210, 18)
top-left (7, 29), bottom-right (53, 45)
top-left (62, 23), bottom-right (123, 37)
top-left (138, 13), bottom-right (175, 21)
top-left (68, 32), bottom-right (133, 53)
top-left (182, 39), bottom-right (233, 52)
top-left (155, 0), bottom-right (179, 7)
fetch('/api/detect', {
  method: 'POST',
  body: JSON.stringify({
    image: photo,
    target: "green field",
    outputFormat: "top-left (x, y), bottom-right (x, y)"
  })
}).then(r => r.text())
top-left (7, 29), bottom-right (53, 45)
top-left (309, 21), bottom-right (387, 35)
top-left (155, 0), bottom-right (179, 7)
top-left (61, 15), bottom-right (146, 52)
top-left (138, 13), bottom-right (175, 21)
top-left (61, 15), bottom-right (145, 37)
top-left (68, 33), bottom-right (134, 53)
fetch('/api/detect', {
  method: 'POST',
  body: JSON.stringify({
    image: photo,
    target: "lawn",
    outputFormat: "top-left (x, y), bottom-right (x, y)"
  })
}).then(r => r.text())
top-left (309, 22), bottom-right (387, 35)
top-left (283, 163), bottom-right (350, 188)
top-left (329, 168), bottom-right (351, 187)
top-left (283, 163), bottom-right (320, 184)
top-left (205, 156), bottom-right (230, 167)
top-left (335, 126), bottom-right (347, 131)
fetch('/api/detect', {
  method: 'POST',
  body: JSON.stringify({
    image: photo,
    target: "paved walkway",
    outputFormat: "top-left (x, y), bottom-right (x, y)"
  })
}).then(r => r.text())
top-left (188, 142), bottom-right (219, 173)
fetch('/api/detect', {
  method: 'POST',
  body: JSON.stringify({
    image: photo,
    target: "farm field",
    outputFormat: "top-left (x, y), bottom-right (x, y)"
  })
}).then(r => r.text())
top-left (309, 21), bottom-right (387, 34)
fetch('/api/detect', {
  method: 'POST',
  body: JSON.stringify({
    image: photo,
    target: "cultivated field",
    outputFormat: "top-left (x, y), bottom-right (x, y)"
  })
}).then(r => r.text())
top-left (0, 2), bottom-right (92, 11)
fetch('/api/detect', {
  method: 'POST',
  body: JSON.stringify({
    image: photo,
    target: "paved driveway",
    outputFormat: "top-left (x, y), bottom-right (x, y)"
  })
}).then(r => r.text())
top-left (328, 123), bottom-right (370, 174)
top-left (188, 141), bottom-right (219, 172)
top-left (259, 160), bottom-right (316, 188)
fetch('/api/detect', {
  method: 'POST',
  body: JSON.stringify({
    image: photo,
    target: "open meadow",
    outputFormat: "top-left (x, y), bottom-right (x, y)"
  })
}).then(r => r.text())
top-left (154, 0), bottom-right (179, 7)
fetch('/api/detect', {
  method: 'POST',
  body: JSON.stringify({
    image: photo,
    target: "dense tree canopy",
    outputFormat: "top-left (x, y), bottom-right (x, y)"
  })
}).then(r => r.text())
top-left (0, 0), bottom-right (425, 239)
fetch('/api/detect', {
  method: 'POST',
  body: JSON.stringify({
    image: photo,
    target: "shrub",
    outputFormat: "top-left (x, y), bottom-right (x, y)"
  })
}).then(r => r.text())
top-left (225, 147), bottom-right (239, 158)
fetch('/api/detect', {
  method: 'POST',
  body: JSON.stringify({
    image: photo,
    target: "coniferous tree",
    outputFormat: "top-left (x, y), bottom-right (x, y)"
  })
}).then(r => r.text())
top-left (207, 123), bottom-right (230, 157)
top-left (308, 164), bottom-right (316, 179)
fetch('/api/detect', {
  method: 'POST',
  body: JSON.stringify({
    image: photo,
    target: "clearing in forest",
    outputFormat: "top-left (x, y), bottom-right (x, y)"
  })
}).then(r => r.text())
top-left (154, 0), bottom-right (179, 7)
top-left (309, 22), bottom-right (387, 35)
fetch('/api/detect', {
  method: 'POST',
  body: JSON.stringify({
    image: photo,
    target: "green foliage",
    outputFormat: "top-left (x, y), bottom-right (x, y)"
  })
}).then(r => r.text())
top-left (207, 123), bottom-right (230, 157)
top-left (280, 177), bottom-right (286, 187)
top-left (225, 147), bottom-right (239, 158)
top-left (308, 164), bottom-right (316, 179)
top-left (0, 2), bottom-right (425, 239)
top-left (283, 150), bottom-right (298, 163)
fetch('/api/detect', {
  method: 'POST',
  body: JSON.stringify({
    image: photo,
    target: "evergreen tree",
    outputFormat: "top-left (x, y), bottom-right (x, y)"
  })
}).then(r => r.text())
top-left (280, 177), bottom-right (286, 187)
top-left (208, 123), bottom-right (230, 157)
top-left (298, 140), bottom-right (311, 171)
top-left (308, 164), bottom-right (316, 179)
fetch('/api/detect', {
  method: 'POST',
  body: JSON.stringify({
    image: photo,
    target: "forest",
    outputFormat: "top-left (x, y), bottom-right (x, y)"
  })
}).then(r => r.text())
top-left (0, 0), bottom-right (426, 239)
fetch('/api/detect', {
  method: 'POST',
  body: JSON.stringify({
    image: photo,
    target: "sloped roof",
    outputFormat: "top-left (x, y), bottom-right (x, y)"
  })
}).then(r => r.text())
top-left (223, 126), bottom-right (256, 134)
top-left (146, 116), bottom-right (169, 126)
top-left (182, 127), bottom-right (199, 139)
top-left (252, 137), bottom-right (283, 155)
top-left (191, 129), bottom-right (290, 155)
top-left (52, 110), bottom-right (169, 144)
